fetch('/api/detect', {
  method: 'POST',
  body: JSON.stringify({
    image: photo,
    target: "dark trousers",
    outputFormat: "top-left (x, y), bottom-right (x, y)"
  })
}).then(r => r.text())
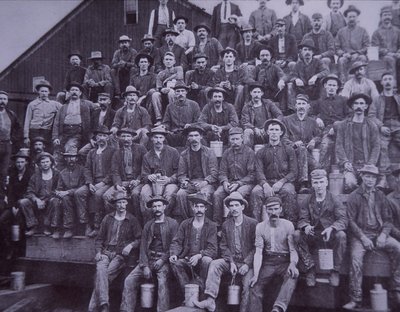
top-left (0, 141), bottom-right (12, 193)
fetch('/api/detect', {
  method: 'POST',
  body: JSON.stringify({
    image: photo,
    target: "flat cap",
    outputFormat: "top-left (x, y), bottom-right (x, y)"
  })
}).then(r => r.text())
top-left (265, 196), bottom-right (282, 207)
top-left (229, 127), bottom-right (243, 135)
top-left (296, 94), bottom-right (310, 103)
top-left (311, 169), bottom-right (327, 179)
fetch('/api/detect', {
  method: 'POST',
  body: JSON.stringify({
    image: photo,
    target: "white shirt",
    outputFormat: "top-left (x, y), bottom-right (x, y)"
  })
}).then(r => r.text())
top-left (220, 0), bottom-right (231, 24)
top-left (175, 29), bottom-right (196, 50)
top-left (292, 11), bottom-right (299, 26)
top-left (148, 5), bottom-right (176, 34)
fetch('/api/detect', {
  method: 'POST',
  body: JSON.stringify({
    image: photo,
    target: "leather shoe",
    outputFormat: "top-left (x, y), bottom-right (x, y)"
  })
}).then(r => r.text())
top-left (63, 230), bottom-right (73, 239)
top-left (342, 301), bottom-right (360, 310)
top-left (25, 227), bottom-right (39, 237)
top-left (52, 231), bottom-right (61, 239)
top-left (193, 297), bottom-right (216, 312)
top-left (329, 271), bottom-right (340, 287)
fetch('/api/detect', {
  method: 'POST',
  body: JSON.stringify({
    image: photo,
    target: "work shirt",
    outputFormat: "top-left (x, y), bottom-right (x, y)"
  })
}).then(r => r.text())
top-left (111, 48), bottom-right (137, 70)
top-left (84, 64), bottom-right (112, 85)
top-left (251, 62), bottom-right (285, 96)
top-left (341, 77), bottom-right (379, 99)
top-left (130, 72), bottom-right (156, 96)
top-left (371, 25), bottom-right (400, 56)
top-left (185, 69), bottom-right (215, 90)
top-left (241, 99), bottom-right (283, 129)
top-left (311, 95), bottom-right (349, 127)
top-left (213, 66), bottom-right (247, 88)
top-left (156, 66), bottom-right (184, 89)
top-left (283, 12), bottom-right (312, 44)
top-left (57, 165), bottom-right (85, 193)
top-left (193, 38), bottom-right (223, 67)
top-left (352, 122), bottom-right (365, 164)
top-left (0, 110), bottom-right (11, 140)
top-left (64, 66), bottom-right (86, 90)
top-left (219, 145), bottom-right (255, 185)
top-left (249, 7), bottom-right (277, 36)
top-left (198, 102), bottom-right (239, 130)
top-left (335, 25), bottom-right (370, 55)
top-left (175, 29), bottom-right (196, 50)
top-left (325, 11), bottom-right (346, 37)
top-left (384, 96), bottom-right (400, 121)
top-left (233, 224), bottom-right (243, 259)
top-left (163, 99), bottom-right (201, 131)
top-left (290, 58), bottom-right (329, 84)
top-left (302, 30), bottom-right (335, 59)
top-left (282, 114), bottom-right (321, 145)
top-left (149, 223), bottom-right (164, 253)
top-left (113, 105), bottom-right (152, 131)
top-left (64, 99), bottom-right (82, 125)
top-left (189, 225), bottom-right (203, 256)
top-left (190, 149), bottom-right (204, 180)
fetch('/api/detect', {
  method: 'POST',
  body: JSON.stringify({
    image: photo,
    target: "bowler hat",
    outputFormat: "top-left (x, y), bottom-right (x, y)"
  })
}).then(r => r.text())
top-left (182, 125), bottom-right (205, 136)
top-left (207, 86), bottom-right (228, 99)
top-left (147, 125), bottom-right (169, 137)
top-left (194, 24), bottom-right (211, 33)
top-left (146, 195), bottom-right (169, 208)
top-left (88, 51), bottom-right (104, 60)
top-left (265, 196), bottom-right (282, 207)
top-left (173, 16), bottom-right (189, 24)
top-left (172, 81), bottom-right (190, 90)
top-left (224, 192), bottom-right (248, 208)
top-left (134, 53), bottom-right (154, 67)
top-left (327, 0), bottom-right (344, 8)
top-left (117, 127), bottom-right (137, 136)
top-left (35, 80), bottom-right (53, 91)
top-left (248, 82), bottom-right (264, 93)
top-left (141, 34), bottom-right (156, 42)
top-left (321, 74), bottom-right (342, 88)
top-left (347, 93), bottom-right (372, 108)
top-left (310, 169), bottom-right (327, 180)
top-left (112, 192), bottom-right (129, 203)
top-left (240, 24), bottom-right (256, 33)
top-left (119, 35), bottom-right (132, 42)
top-left (163, 28), bottom-right (179, 37)
top-left (66, 81), bottom-right (84, 92)
top-left (68, 50), bottom-right (83, 60)
top-left (11, 150), bottom-right (30, 161)
top-left (193, 53), bottom-right (208, 61)
top-left (298, 38), bottom-right (317, 51)
top-left (220, 47), bottom-right (237, 58)
top-left (94, 125), bottom-right (111, 135)
top-left (286, 0), bottom-right (304, 5)
top-left (349, 61), bottom-right (367, 75)
top-left (344, 5), bottom-right (361, 17)
top-left (188, 193), bottom-right (212, 206)
top-left (122, 85), bottom-right (140, 97)
top-left (263, 118), bottom-right (286, 136)
top-left (62, 146), bottom-right (79, 157)
top-left (358, 164), bottom-right (380, 176)
top-left (36, 152), bottom-right (54, 165)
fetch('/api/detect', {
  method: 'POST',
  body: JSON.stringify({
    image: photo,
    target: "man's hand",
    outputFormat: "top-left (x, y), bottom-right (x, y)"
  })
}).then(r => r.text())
top-left (169, 255), bottom-right (178, 263)
top-left (263, 183), bottom-right (274, 197)
top-left (143, 266), bottom-right (152, 279)
top-left (316, 118), bottom-right (325, 129)
top-left (228, 183), bottom-right (239, 193)
top-left (381, 126), bottom-right (391, 136)
top-left (238, 264), bottom-right (249, 275)
top-left (278, 80), bottom-right (285, 90)
top-left (89, 184), bottom-right (97, 194)
top-left (328, 128), bottom-right (335, 136)
top-left (254, 128), bottom-right (262, 137)
top-left (193, 180), bottom-right (208, 190)
top-left (308, 75), bottom-right (318, 86)
top-left (350, 53), bottom-right (360, 61)
top-left (189, 254), bottom-right (202, 266)
top-left (211, 125), bottom-right (222, 135)
top-left (304, 225), bottom-right (315, 236)
top-left (344, 162), bottom-right (353, 172)
top-left (129, 179), bottom-right (140, 189)
top-left (376, 233), bottom-right (387, 249)
top-left (249, 275), bottom-right (258, 287)
top-left (56, 190), bottom-right (69, 198)
top-left (110, 127), bottom-right (118, 135)
top-left (122, 244), bottom-right (133, 256)
top-left (321, 226), bottom-right (333, 242)
top-left (191, 82), bottom-right (199, 89)
top-left (152, 259), bottom-right (164, 271)
top-left (294, 140), bottom-right (304, 148)
top-left (361, 236), bottom-right (375, 250)
top-left (36, 198), bottom-right (45, 210)
top-left (95, 252), bottom-right (103, 262)
top-left (313, 55), bottom-right (322, 60)
top-left (115, 185), bottom-right (126, 192)
top-left (230, 262), bottom-right (238, 275)
top-left (24, 138), bottom-right (30, 146)
top-left (287, 262), bottom-right (299, 278)
top-left (223, 181), bottom-right (231, 193)
top-left (180, 180), bottom-right (189, 189)
top-left (343, 53), bottom-right (351, 59)
top-left (53, 139), bottom-right (61, 146)
top-left (272, 180), bottom-right (284, 193)
top-left (295, 79), bottom-right (304, 87)
top-left (161, 87), bottom-right (170, 94)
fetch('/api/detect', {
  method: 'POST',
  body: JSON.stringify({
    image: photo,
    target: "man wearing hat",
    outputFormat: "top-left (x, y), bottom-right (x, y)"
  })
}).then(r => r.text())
top-left (84, 51), bottom-right (113, 102)
top-left (120, 195), bottom-right (178, 312)
top-left (270, 19), bottom-right (298, 71)
top-left (249, 196), bottom-right (299, 312)
top-left (195, 192), bottom-right (257, 312)
top-left (174, 16), bottom-right (196, 56)
top-left (335, 5), bottom-right (369, 82)
top-left (249, 0), bottom-right (277, 43)
top-left (49, 147), bottom-right (86, 239)
top-left (214, 47), bottom-right (246, 114)
top-left (213, 127), bottom-right (256, 226)
top-left (24, 80), bottom-right (62, 151)
top-left (30, 136), bottom-right (47, 168)
top-left (169, 193), bottom-right (218, 299)
top-left (336, 94), bottom-right (380, 192)
top-left (283, 0), bottom-right (312, 45)
top-left (185, 53), bottom-right (215, 109)
top-left (210, 0), bottom-right (242, 48)
top-left (283, 94), bottom-right (321, 193)
top-left (162, 81), bottom-right (201, 147)
top-left (88, 191), bottom-right (142, 312)
top-left (21, 152), bottom-right (59, 237)
top-left (148, 0), bottom-right (176, 48)
top-left (236, 24), bottom-right (263, 66)
top-left (344, 164), bottom-right (400, 309)
top-left (158, 28), bottom-right (188, 71)
top-left (290, 38), bottom-right (329, 101)
top-left (139, 34), bottom-right (162, 73)
top-left (198, 86), bottom-right (239, 144)
top-left (340, 61), bottom-right (379, 99)
top-left (250, 119), bottom-right (298, 223)
top-left (296, 169), bottom-right (347, 287)
top-left (91, 93), bottom-right (115, 132)
top-left (175, 126), bottom-right (218, 221)
top-left (192, 24), bottom-right (223, 69)
top-left (324, 0), bottom-right (346, 38)
top-left (140, 126), bottom-right (180, 223)
top-left (111, 35), bottom-right (138, 97)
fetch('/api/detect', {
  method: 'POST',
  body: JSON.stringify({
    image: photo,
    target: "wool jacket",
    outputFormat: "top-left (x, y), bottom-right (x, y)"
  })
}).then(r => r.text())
top-left (84, 145), bottom-right (115, 185)
top-left (270, 34), bottom-right (298, 62)
top-left (193, 37), bottom-right (223, 67)
top-left (26, 168), bottom-right (60, 201)
top-left (198, 101), bottom-right (239, 131)
top-left (283, 12), bottom-right (312, 44)
top-left (210, 2), bottom-right (242, 38)
top-left (368, 93), bottom-right (400, 128)
top-left (91, 107), bottom-right (115, 131)
top-left (241, 99), bottom-right (283, 130)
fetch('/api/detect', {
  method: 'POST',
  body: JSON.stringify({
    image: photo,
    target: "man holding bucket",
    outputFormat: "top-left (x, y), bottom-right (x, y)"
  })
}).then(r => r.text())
top-left (120, 195), bottom-right (178, 312)
top-left (194, 192), bottom-right (257, 312)
top-left (296, 169), bottom-right (347, 287)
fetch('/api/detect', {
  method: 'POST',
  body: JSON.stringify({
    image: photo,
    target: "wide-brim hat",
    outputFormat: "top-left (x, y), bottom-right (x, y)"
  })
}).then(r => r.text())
top-left (119, 35), bottom-right (132, 42)
top-left (88, 51), bottom-right (104, 60)
top-left (163, 28), bottom-right (179, 37)
top-left (224, 191), bottom-right (248, 208)
top-left (35, 80), bottom-right (53, 91)
top-left (220, 47), bottom-right (237, 58)
top-left (134, 53), bottom-right (154, 67)
top-left (112, 192), bottom-right (129, 203)
top-left (11, 150), bottom-right (30, 161)
top-left (358, 164), bottom-right (380, 176)
top-left (62, 147), bottom-right (79, 157)
top-left (94, 125), bottom-right (112, 135)
top-left (321, 74), bottom-right (342, 88)
top-left (66, 81), bottom-right (84, 92)
top-left (68, 50), bottom-right (83, 60)
top-left (264, 118), bottom-right (287, 136)
top-left (147, 125), bottom-right (169, 137)
top-left (173, 16), bottom-right (189, 24)
top-left (298, 38), bottom-right (316, 51)
top-left (257, 45), bottom-right (274, 59)
top-left (141, 34), bottom-right (156, 42)
top-left (347, 93), bottom-right (372, 108)
top-left (194, 24), bottom-right (211, 33)
top-left (327, 0), bottom-right (344, 9)
top-left (146, 195), bottom-right (169, 208)
top-left (286, 0), bottom-right (304, 5)
top-left (122, 86), bottom-right (140, 97)
top-left (240, 24), bottom-right (256, 33)
top-left (349, 61), bottom-right (368, 75)
top-left (207, 86), bottom-right (228, 99)
top-left (188, 193), bottom-right (212, 206)
top-left (248, 82), bottom-right (264, 93)
top-left (36, 152), bottom-right (54, 165)
top-left (344, 5), bottom-right (361, 17)
top-left (117, 127), bottom-right (137, 136)
top-left (182, 124), bottom-right (205, 136)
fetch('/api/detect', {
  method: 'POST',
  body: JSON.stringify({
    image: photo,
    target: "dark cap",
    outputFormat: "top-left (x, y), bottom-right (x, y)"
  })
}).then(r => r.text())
top-left (229, 127), bottom-right (243, 136)
top-left (265, 196), bottom-right (282, 207)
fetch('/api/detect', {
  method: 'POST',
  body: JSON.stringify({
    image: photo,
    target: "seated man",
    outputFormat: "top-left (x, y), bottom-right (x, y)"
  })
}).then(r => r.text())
top-left (138, 34), bottom-right (161, 73)
top-left (250, 119), bottom-right (297, 223)
top-left (88, 192), bottom-right (141, 312)
top-left (21, 152), bottom-right (60, 236)
top-left (120, 196), bottom-right (178, 312)
top-left (249, 196), bottom-right (299, 312)
top-left (175, 126), bottom-right (218, 221)
top-left (195, 192), bottom-right (257, 312)
top-left (296, 169), bottom-right (347, 287)
top-left (198, 86), bottom-right (239, 145)
top-left (169, 193), bottom-right (218, 299)
top-left (140, 126), bottom-right (179, 223)
top-left (242, 83), bottom-right (283, 147)
top-left (343, 165), bottom-right (400, 309)
top-left (235, 24), bottom-right (263, 67)
top-left (213, 128), bottom-right (256, 226)
top-left (174, 16), bottom-right (196, 57)
top-left (158, 28), bottom-right (188, 71)
top-left (192, 24), bottom-right (223, 69)
top-left (388, 165), bottom-right (400, 241)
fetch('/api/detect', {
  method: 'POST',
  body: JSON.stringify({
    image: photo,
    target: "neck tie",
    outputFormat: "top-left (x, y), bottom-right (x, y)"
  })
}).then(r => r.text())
top-left (224, 2), bottom-right (227, 20)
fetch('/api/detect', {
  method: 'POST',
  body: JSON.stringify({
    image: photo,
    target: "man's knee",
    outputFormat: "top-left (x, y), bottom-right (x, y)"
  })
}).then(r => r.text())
top-left (335, 230), bottom-right (347, 242)
top-left (202, 256), bottom-right (213, 266)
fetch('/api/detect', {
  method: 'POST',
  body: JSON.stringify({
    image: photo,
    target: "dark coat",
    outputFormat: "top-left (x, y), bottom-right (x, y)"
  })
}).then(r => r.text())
top-left (84, 145), bottom-right (115, 185)
top-left (368, 93), bottom-right (400, 128)
top-left (158, 44), bottom-right (188, 71)
top-left (211, 2), bottom-right (242, 38)
top-left (91, 107), bottom-right (115, 131)
top-left (26, 168), bottom-right (60, 201)
top-left (270, 34), bottom-right (298, 62)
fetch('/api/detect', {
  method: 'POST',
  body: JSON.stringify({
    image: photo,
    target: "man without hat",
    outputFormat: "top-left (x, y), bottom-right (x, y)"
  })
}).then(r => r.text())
top-left (120, 196), bottom-right (178, 312)
top-left (296, 169), bottom-right (347, 287)
top-left (192, 24), bottom-right (223, 69)
top-left (138, 34), bottom-right (162, 73)
top-left (283, 0), bottom-right (311, 45)
top-left (213, 127), bottom-right (256, 225)
top-left (248, 0), bottom-right (277, 43)
top-left (148, 0), bottom-right (176, 48)
top-left (270, 19), bottom-right (298, 71)
top-left (249, 196), bottom-right (299, 312)
top-left (174, 16), bottom-right (196, 56)
top-left (195, 192), bottom-right (258, 312)
top-left (92, 93), bottom-right (115, 131)
top-left (30, 136), bottom-right (47, 168)
top-left (324, 0), bottom-right (346, 38)
top-left (158, 28), bottom-right (188, 71)
top-left (236, 24), bottom-right (263, 67)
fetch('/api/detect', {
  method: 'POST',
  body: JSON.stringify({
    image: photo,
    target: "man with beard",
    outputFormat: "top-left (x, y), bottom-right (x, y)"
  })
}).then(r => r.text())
top-left (138, 34), bottom-right (162, 73)
top-left (130, 54), bottom-right (156, 110)
top-left (249, 196), bottom-right (299, 312)
top-left (250, 119), bottom-right (297, 223)
top-left (75, 126), bottom-right (115, 237)
top-left (283, 0), bottom-right (311, 45)
top-left (162, 81), bottom-right (201, 147)
top-left (248, 0), bottom-right (277, 44)
top-left (111, 35), bottom-right (138, 97)
top-left (192, 24), bottom-right (223, 69)
top-left (341, 62), bottom-right (379, 101)
top-left (335, 5), bottom-right (370, 82)
top-left (111, 86), bottom-right (152, 146)
top-left (235, 24), bottom-right (263, 67)
top-left (336, 94), bottom-right (380, 193)
top-left (158, 28), bottom-right (188, 71)
top-left (198, 87), bottom-right (239, 145)
top-left (343, 164), bottom-right (400, 309)
top-left (148, 0), bottom-right (175, 48)
top-left (84, 51), bottom-right (113, 102)
top-left (324, 0), bottom-right (346, 38)
top-left (120, 196), bottom-right (178, 312)
top-left (140, 126), bottom-right (179, 223)
top-left (283, 94), bottom-right (321, 193)
top-left (185, 54), bottom-right (215, 109)
top-left (194, 192), bottom-right (257, 312)
top-left (169, 193), bottom-right (218, 301)
top-left (24, 80), bottom-right (61, 151)
top-left (296, 169), bottom-right (347, 287)
top-left (88, 191), bottom-right (141, 312)
top-left (213, 48), bottom-right (246, 114)
top-left (175, 126), bottom-right (218, 221)
top-left (30, 137), bottom-right (47, 168)
top-left (290, 39), bottom-right (329, 101)
top-left (91, 93), bottom-right (115, 131)
top-left (49, 147), bottom-right (85, 239)
top-left (270, 19), bottom-right (298, 71)
top-left (21, 153), bottom-right (59, 236)
top-left (213, 128), bottom-right (255, 226)
top-left (174, 16), bottom-right (196, 57)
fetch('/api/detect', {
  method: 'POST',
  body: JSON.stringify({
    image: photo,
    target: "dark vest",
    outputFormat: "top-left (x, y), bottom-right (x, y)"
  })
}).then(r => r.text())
top-left (152, 7), bottom-right (174, 35)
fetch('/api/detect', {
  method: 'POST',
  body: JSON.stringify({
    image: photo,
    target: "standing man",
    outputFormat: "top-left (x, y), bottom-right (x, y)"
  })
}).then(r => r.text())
top-left (174, 16), bottom-right (196, 57)
top-left (248, 0), bottom-right (277, 43)
top-left (249, 196), bottom-right (299, 312)
top-left (148, 0), bottom-right (176, 48)
top-left (158, 28), bottom-right (188, 71)
top-left (283, 0), bottom-right (312, 45)
top-left (120, 196), bottom-right (178, 312)
top-left (392, 0), bottom-right (400, 29)
top-left (91, 93), bottom-right (115, 131)
top-left (341, 61), bottom-right (379, 99)
top-left (193, 24), bottom-right (223, 69)
top-left (138, 34), bottom-right (161, 73)
top-left (324, 0), bottom-right (346, 38)
top-left (270, 19), bottom-right (298, 71)
top-left (88, 192), bottom-right (141, 312)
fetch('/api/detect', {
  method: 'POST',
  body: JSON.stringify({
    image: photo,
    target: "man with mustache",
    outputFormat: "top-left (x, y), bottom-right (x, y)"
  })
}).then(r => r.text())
top-left (192, 24), bottom-right (223, 69)
top-left (194, 192), bottom-right (257, 312)
top-left (148, 0), bottom-right (176, 48)
top-left (248, 0), bottom-right (277, 44)
top-left (335, 5), bottom-right (369, 82)
top-left (140, 126), bottom-right (179, 224)
top-left (249, 196), bottom-right (299, 312)
top-left (138, 34), bottom-right (162, 73)
top-left (198, 87), bottom-right (239, 145)
top-left (120, 196), bottom-right (178, 312)
top-left (324, 0), bottom-right (346, 38)
top-left (169, 193), bottom-right (218, 301)
top-left (283, 0), bottom-right (311, 45)
top-left (91, 93), bottom-right (115, 131)
top-left (296, 169), bottom-right (347, 287)
top-left (158, 28), bottom-right (188, 71)
top-left (336, 94), bottom-right (380, 193)
top-left (341, 61), bottom-right (379, 99)
top-left (111, 35), bottom-right (138, 97)
top-left (282, 94), bottom-right (321, 193)
top-left (235, 24), bottom-right (263, 67)
top-left (175, 126), bottom-right (218, 222)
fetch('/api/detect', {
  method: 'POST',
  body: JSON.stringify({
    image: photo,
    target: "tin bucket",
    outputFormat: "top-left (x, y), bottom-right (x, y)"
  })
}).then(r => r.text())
top-left (329, 170), bottom-right (344, 195)
top-left (227, 285), bottom-right (241, 305)
top-left (11, 272), bottom-right (25, 291)
top-left (312, 149), bottom-right (320, 163)
top-left (152, 179), bottom-right (166, 196)
top-left (210, 141), bottom-right (223, 158)
top-left (185, 284), bottom-right (199, 307)
top-left (370, 283), bottom-right (388, 311)
top-left (254, 144), bottom-right (264, 153)
top-left (141, 283), bottom-right (155, 308)
top-left (318, 249), bottom-right (334, 270)
top-left (367, 46), bottom-right (379, 61)
top-left (11, 225), bottom-right (20, 242)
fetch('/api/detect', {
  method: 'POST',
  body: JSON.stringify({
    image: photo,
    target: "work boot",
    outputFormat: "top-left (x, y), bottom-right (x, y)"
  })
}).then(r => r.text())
top-left (306, 268), bottom-right (316, 287)
top-left (99, 303), bottom-right (109, 312)
top-left (194, 297), bottom-right (216, 312)
top-left (25, 226), bottom-right (39, 237)
top-left (43, 227), bottom-right (51, 236)
top-left (52, 230), bottom-right (61, 240)
top-left (88, 228), bottom-right (99, 238)
top-left (329, 270), bottom-right (340, 287)
top-left (342, 301), bottom-right (360, 310)
top-left (271, 305), bottom-right (284, 312)
top-left (63, 230), bottom-right (73, 239)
